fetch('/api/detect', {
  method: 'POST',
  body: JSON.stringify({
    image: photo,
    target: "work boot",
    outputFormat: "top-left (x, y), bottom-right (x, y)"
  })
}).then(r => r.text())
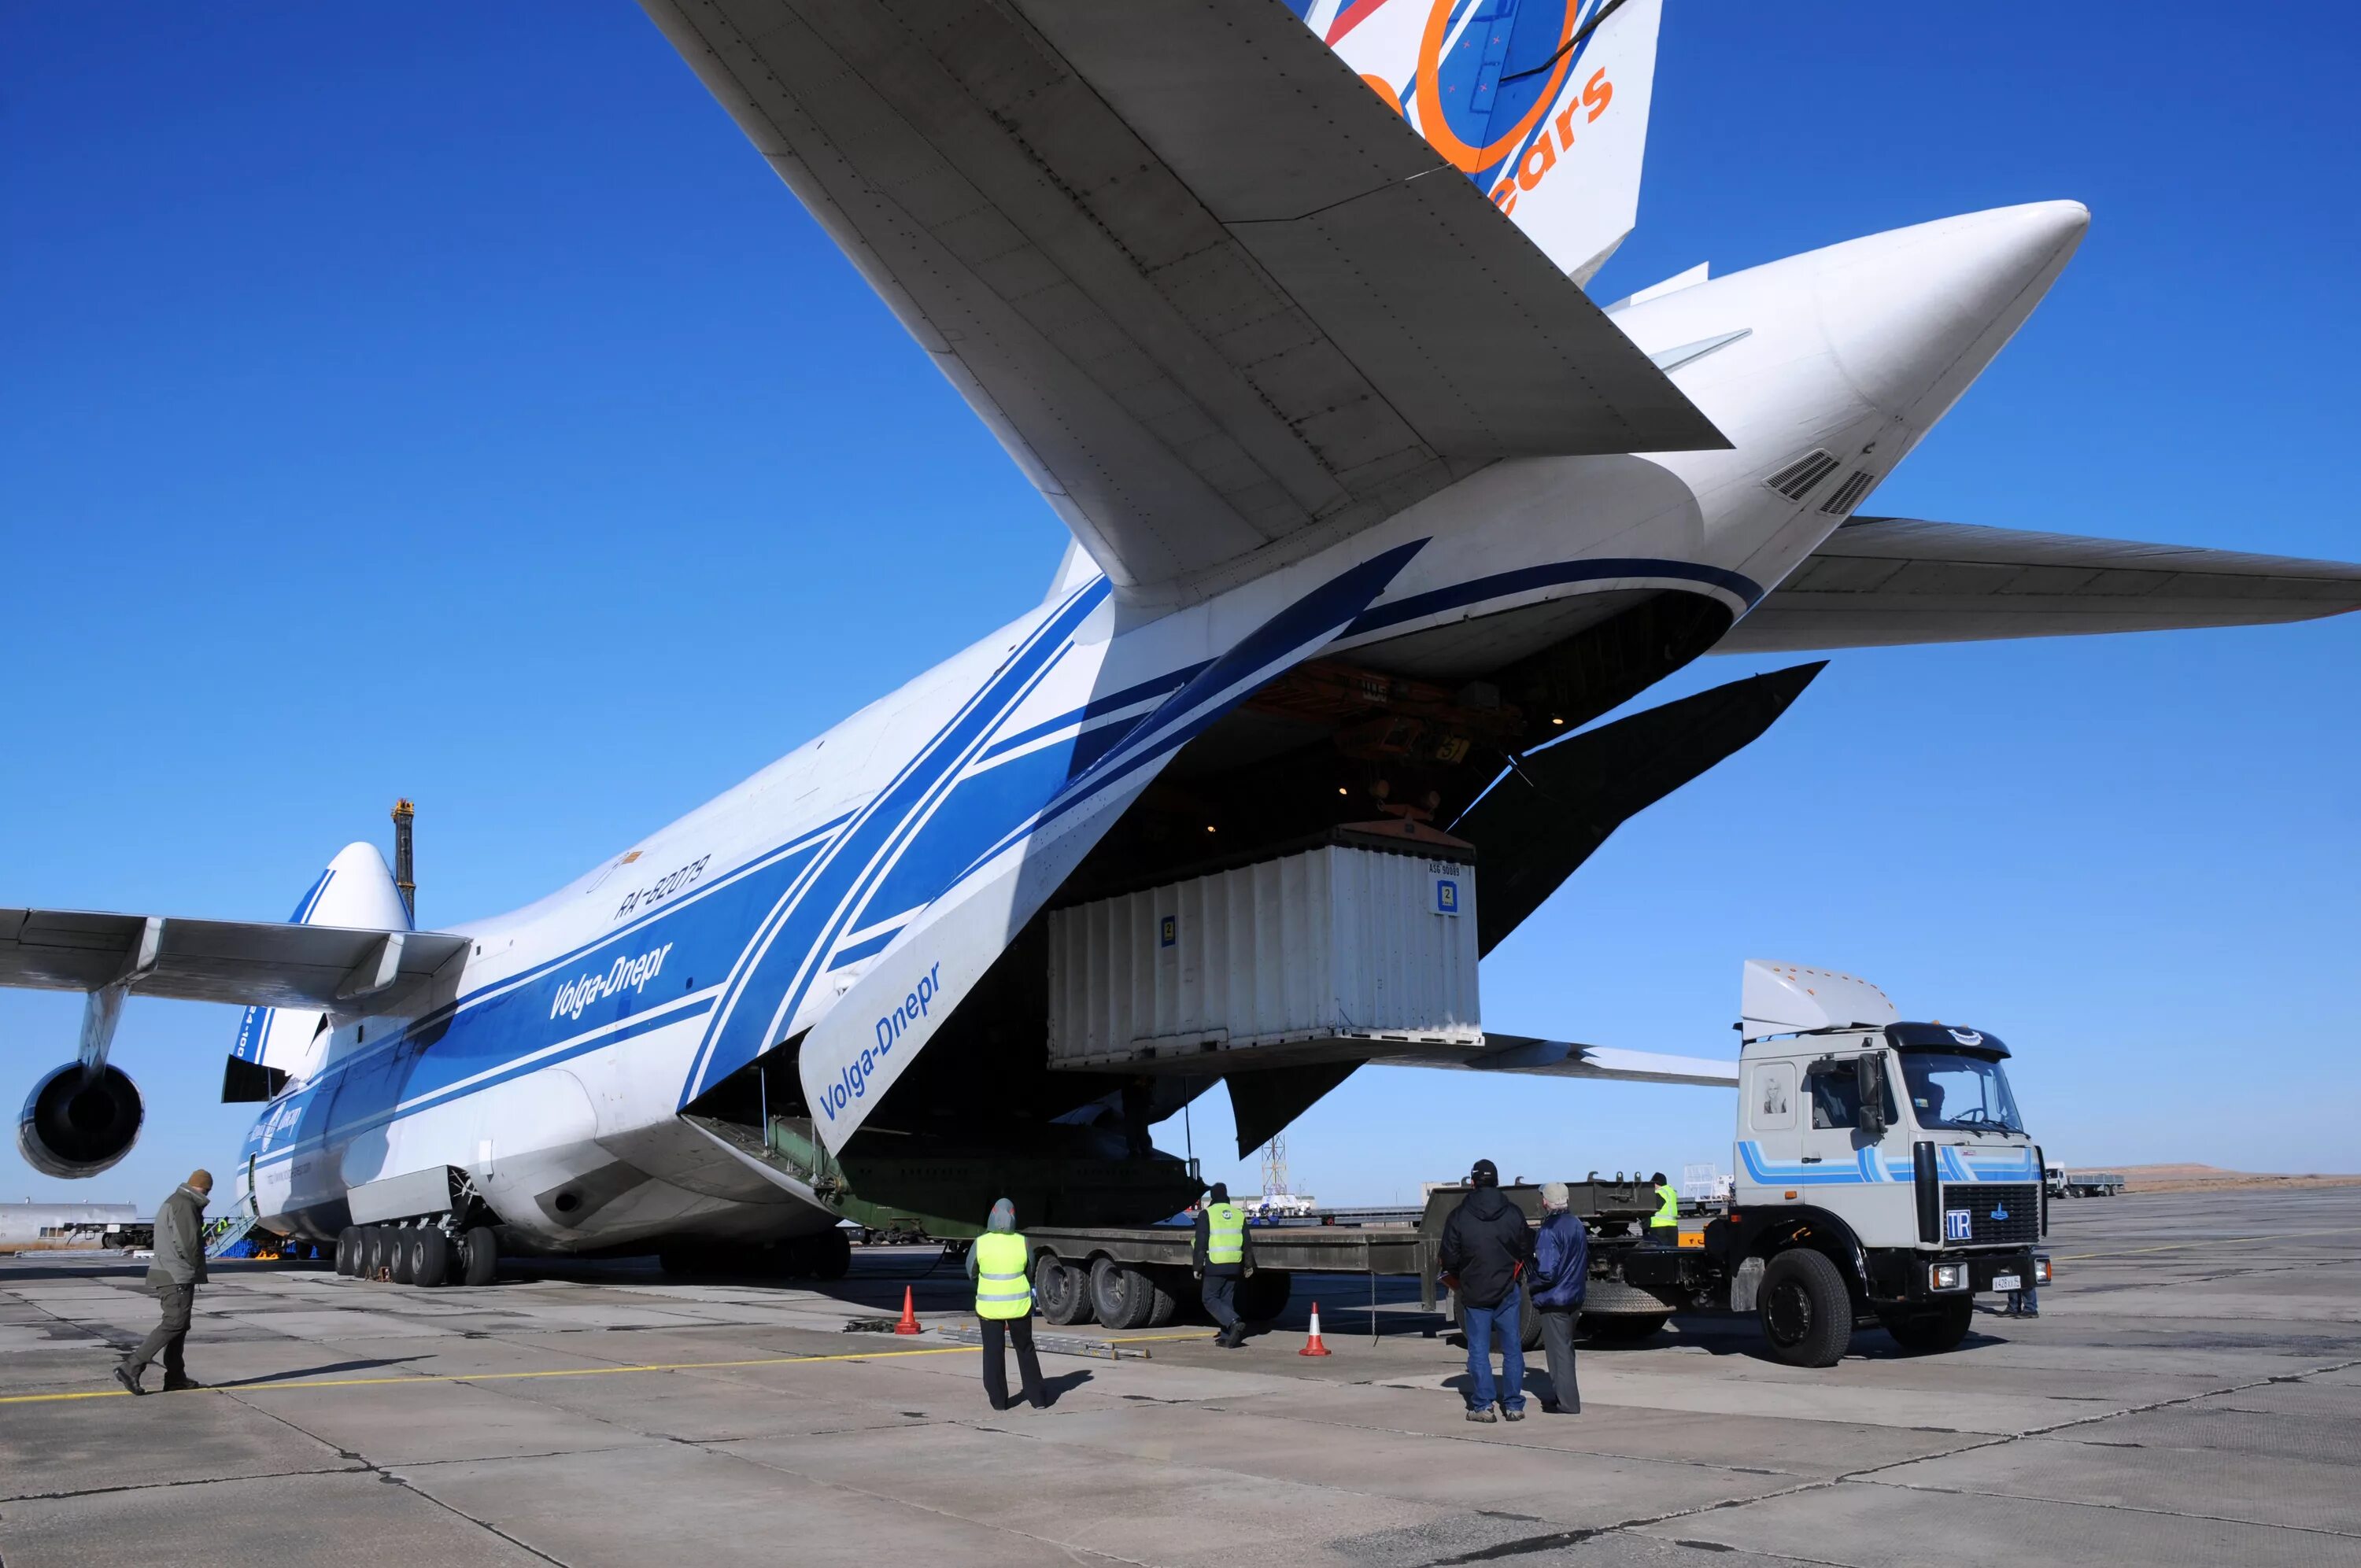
top-left (1501, 1406), bottom-right (1525, 1422)
top-left (113, 1363), bottom-right (146, 1396)
top-left (1464, 1406), bottom-right (1497, 1423)
top-left (1219, 1323), bottom-right (1246, 1348)
top-left (162, 1374), bottom-right (205, 1393)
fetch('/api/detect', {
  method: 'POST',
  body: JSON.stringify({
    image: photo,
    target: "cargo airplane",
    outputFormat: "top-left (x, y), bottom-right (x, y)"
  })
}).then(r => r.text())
top-left (8, 0), bottom-right (2357, 1282)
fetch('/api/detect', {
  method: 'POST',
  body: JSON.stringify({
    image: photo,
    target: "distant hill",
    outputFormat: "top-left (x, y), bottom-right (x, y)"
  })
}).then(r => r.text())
top-left (2112, 1164), bottom-right (2361, 1194)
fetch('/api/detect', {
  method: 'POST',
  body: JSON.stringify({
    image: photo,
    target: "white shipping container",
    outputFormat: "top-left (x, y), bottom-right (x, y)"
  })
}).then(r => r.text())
top-left (1046, 843), bottom-right (1482, 1072)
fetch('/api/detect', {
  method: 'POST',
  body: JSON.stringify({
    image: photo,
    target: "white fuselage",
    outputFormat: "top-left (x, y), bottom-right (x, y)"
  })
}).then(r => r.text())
top-left (237, 203), bottom-right (2089, 1252)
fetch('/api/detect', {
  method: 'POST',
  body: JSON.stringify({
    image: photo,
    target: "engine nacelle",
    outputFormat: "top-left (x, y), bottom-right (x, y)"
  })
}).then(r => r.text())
top-left (17, 1062), bottom-right (145, 1180)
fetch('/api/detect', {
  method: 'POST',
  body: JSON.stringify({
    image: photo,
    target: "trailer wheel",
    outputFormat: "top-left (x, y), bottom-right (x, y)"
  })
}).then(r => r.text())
top-left (1037, 1257), bottom-right (1093, 1325)
top-left (1518, 1279), bottom-right (1543, 1352)
top-left (1088, 1256), bottom-right (1161, 1330)
top-left (1759, 1249), bottom-right (1853, 1367)
top-left (1231, 1268), bottom-right (1292, 1322)
top-left (1879, 1298), bottom-right (1971, 1354)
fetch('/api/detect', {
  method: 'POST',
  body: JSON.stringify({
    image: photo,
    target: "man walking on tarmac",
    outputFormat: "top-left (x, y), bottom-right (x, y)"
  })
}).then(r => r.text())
top-left (1650, 1172), bottom-right (1680, 1235)
top-left (966, 1197), bottom-right (1047, 1411)
top-left (1192, 1182), bottom-right (1255, 1347)
top-left (1532, 1182), bottom-right (1587, 1414)
top-left (1438, 1158), bottom-right (1532, 1422)
top-left (115, 1169), bottom-right (212, 1395)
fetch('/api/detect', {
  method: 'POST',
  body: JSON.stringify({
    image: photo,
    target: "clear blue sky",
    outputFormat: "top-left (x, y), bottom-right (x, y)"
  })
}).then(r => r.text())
top-left (4, 3), bottom-right (2355, 1208)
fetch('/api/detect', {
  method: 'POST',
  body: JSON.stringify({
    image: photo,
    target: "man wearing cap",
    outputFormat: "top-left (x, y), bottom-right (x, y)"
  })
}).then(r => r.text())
top-left (116, 1169), bottom-right (212, 1395)
top-left (1437, 1158), bottom-right (1533, 1422)
top-left (1192, 1182), bottom-right (1255, 1348)
top-left (1532, 1182), bottom-right (1588, 1414)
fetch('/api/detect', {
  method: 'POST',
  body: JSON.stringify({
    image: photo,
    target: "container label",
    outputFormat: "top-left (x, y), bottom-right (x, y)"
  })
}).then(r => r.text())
top-left (1432, 875), bottom-right (1461, 917)
top-left (1160, 914), bottom-right (1177, 948)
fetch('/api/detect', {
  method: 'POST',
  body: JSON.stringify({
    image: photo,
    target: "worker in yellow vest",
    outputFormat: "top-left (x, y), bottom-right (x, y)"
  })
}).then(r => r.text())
top-left (1192, 1182), bottom-right (1256, 1348)
top-left (965, 1197), bottom-right (1045, 1411)
top-left (1650, 1172), bottom-right (1680, 1234)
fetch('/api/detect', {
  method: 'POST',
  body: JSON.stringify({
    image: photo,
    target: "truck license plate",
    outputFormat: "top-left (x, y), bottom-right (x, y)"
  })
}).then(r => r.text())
top-left (1944, 1208), bottom-right (1973, 1241)
top-left (1992, 1274), bottom-right (2021, 1292)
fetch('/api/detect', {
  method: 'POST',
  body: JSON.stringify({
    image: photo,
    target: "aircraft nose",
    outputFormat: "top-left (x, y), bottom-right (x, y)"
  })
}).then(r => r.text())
top-left (1817, 201), bottom-right (2089, 426)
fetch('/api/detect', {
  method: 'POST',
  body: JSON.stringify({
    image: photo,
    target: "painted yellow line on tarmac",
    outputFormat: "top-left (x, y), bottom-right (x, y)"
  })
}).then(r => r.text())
top-left (2060, 1227), bottom-right (2350, 1260)
top-left (0, 1343), bottom-right (981, 1407)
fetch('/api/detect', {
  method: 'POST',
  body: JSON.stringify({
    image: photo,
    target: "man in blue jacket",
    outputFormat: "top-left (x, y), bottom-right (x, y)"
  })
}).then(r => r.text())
top-left (1437, 1158), bottom-right (1532, 1422)
top-left (1532, 1181), bottom-right (1588, 1414)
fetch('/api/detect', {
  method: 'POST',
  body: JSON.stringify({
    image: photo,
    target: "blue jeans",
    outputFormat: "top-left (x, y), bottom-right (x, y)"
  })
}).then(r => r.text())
top-left (1462, 1293), bottom-right (1525, 1412)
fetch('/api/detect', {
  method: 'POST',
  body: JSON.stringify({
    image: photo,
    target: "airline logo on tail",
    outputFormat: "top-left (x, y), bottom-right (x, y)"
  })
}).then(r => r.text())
top-left (1289, 0), bottom-right (1664, 286)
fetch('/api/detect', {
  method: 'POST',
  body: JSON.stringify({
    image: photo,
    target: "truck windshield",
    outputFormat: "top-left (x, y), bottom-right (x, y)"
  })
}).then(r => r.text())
top-left (1898, 1050), bottom-right (2023, 1134)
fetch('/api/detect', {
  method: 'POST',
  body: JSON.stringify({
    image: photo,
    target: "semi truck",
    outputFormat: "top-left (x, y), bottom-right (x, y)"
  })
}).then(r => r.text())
top-left (2046, 1166), bottom-right (2126, 1198)
top-left (1013, 961), bottom-right (2054, 1368)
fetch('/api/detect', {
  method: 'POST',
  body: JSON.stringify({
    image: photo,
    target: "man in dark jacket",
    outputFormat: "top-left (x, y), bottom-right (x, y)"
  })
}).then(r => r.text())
top-left (1532, 1181), bottom-right (1588, 1413)
top-left (1437, 1158), bottom-right (1532, 1422)
top-left (1192, 1182), bottom-right (1255, 1347)
top-left (116, 1169), bottom-right (212, 1395)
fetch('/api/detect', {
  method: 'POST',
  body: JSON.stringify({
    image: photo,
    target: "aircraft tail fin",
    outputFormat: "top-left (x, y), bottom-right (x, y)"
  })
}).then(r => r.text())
top-left (224, 842), bottom-right (413, 1098)
top-left (1298, 0), bottom-right (1666, 285)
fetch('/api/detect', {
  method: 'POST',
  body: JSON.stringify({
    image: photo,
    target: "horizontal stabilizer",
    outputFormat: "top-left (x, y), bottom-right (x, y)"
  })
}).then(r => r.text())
top-left (1382, 1035), bottom-right (1735, 1087)
top-left (640, 0), bottom-right (1724, 602)
top-left (1720, 518), bottom-right (2361, 651)
top-left (0, 907), bottom-right (467, 1013)
top-left (1452, 662), bottom-right (1823, 954)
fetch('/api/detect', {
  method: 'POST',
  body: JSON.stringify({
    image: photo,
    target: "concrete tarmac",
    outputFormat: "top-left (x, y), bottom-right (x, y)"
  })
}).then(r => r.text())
top-left (1, 1186), bottom-right (2353, 1566)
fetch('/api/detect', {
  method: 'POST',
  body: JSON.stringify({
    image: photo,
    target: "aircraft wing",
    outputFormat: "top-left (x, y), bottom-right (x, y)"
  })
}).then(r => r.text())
top-left (0, 908), bottom-right (469, 1012)
top-left (638, 0), bottom-right (1725, 605)
top-left (1381, 1035), bottom-right (1737, 1087)
top-left (1718, 518), bottom-right (2361, 651)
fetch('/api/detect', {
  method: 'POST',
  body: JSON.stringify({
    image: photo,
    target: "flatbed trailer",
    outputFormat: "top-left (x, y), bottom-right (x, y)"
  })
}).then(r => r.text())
top-left (1021, 1177), bottom-right (1679, 1345)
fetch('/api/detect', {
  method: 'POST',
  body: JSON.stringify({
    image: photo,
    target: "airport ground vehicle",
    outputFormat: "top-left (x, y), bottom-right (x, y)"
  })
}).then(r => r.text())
top-left (2046, 1166), bottom-right (2126, 1198)
top-left (1019, 962), bottom-right (2056, 1367)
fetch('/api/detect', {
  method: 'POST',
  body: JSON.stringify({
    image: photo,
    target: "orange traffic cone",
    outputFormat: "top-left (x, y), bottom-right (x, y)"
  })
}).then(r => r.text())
top-left (894, 1286), bottom-right (921, 1335)
top-left (1299, 1301), bottom-right (1332, 1356)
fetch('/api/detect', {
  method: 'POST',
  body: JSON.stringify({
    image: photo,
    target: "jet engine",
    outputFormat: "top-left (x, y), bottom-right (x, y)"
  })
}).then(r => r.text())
top-left (17, 1062), bottom-right (145, 1179)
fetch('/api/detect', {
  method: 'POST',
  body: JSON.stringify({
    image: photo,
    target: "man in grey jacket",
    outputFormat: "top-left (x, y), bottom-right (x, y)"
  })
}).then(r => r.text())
top-left (115, 1169), bottom-right (212, 1394)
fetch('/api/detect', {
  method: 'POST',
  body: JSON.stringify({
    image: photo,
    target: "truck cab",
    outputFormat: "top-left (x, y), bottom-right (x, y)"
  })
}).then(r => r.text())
top-left (1709, 961), bottom-right (2052, 1365)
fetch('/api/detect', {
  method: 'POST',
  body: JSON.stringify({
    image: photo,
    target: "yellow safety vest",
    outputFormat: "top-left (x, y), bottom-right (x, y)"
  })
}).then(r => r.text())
top-left (974, 1230), bottom-right (1032, 1319)
top-left (1651, 1184), bottom-right (1679, 1228)
top-left (1205, 1201), bottom-right (1246, 1265)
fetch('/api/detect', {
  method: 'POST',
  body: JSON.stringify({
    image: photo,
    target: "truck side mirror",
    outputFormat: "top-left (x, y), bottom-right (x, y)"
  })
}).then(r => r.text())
top-left (1854, 1053), bottom-right (1889, 1137)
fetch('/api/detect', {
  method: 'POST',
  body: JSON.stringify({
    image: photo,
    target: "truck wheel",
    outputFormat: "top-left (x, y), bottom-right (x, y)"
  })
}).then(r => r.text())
top-left (1587, 1313), bottom-right (1671, 1342)
top-left (460, 1226), bottom-right (500, 1288)
top-left (1232, 1268), bottom-right (1293, 1323)
top-left (1879, 1298), bottom-right (1972, 1353)
top-left (1518, 1279), bottom-right (1543, 1352)
top-left (1037, 1258), bottom-right (1093, 1325)
top-left (1759, 1249), bottom-right (1853, 1367)
top-left (1088, 1257), bottom-right (1158, 1330)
